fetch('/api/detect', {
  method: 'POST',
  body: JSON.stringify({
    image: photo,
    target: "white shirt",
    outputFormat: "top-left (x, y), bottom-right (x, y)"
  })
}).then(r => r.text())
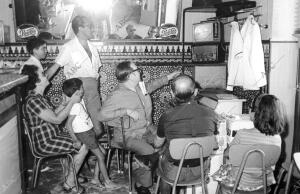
top-left (55, 37), bottom-right (101, 79)
top-left (19, 55), bottom-right (43, 74)
top-left (70, 101), bottom-right (93, 133)
top-left (226, 16), bottom-right (266, 91)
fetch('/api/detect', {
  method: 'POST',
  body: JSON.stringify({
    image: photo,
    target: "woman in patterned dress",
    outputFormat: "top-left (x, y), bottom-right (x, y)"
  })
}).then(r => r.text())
top-left (21, 65), bottom-right (87, 193)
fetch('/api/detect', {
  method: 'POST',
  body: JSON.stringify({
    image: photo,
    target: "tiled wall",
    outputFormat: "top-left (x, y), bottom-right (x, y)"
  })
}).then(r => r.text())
top-left (0, 41), bottom-right (270, 119)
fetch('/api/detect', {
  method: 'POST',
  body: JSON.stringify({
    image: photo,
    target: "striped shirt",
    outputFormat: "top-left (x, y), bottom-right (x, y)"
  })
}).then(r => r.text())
top-left (229, 128), bottom-right (281, 191)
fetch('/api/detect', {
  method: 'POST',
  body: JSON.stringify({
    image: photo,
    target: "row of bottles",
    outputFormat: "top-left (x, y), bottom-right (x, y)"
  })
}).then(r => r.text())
top-left (0, 44), bottom-right (192, 56)
top-left (98, 45), bottom-right (191, 54)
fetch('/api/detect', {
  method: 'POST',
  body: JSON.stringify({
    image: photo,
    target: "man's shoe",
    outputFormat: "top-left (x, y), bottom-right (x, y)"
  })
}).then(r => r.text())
top-left (134, 184), bottom-right (151, 194)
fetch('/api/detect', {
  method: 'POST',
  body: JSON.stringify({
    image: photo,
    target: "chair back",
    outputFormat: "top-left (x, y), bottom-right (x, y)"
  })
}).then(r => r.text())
top-left (105, 116), bottom-right (130, 148)
top-left (169, 136), bottom-right (217, 160)
top-left (168, 136), bottom-right (216, 194)
top-left (229, 144), bottom-right (281, 169)
top-left (23, 118), bottom-right (40, 158)
top-left (229, 144), bottom-right (281, 194)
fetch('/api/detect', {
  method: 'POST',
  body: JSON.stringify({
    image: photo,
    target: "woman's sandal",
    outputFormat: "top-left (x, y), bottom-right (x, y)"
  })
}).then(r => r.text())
top-left (104, 181), bottom-right (121, 190)
top-left (63, 182), bottom-right (85, 194)
top-left (90, 179), bottom-right (105, 189)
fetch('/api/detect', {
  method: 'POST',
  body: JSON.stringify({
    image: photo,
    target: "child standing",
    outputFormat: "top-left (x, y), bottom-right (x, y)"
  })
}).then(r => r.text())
top-left (63, 78), bottom-right (118, 189)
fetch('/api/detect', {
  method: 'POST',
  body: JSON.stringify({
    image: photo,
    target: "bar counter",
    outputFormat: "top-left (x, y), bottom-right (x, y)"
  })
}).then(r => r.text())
top-left (0, 69), bottom-right (28, 194)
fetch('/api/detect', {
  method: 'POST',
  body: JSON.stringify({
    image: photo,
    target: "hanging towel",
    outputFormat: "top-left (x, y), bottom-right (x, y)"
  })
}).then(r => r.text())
top-left (241, 15), bottom-right (267, 90)
top-left (226, 21), bottom-right (244, 91)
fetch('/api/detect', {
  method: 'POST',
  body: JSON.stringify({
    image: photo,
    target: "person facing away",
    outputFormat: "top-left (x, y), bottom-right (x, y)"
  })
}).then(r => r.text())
top-left (19, 37), bottom-right (47, 77)
top-left (47, 15), bottom-right (103, 137)
top-left (98, 61), bottom-right (180, 194)
top-left (153, 74), bottom-right (219, 194)
top-left (218, 94), bottom-right (286, 193)
top-left (62, 78), bottom-right (119, 189)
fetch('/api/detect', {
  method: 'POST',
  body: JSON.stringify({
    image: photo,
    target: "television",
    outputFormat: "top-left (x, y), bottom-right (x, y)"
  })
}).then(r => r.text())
top-left (193, 21), bottom-right (221, 42)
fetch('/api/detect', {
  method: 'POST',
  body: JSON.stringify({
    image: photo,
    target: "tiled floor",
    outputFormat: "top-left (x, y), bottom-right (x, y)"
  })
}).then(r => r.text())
top-left (26, 155), bottom-right (147, 194)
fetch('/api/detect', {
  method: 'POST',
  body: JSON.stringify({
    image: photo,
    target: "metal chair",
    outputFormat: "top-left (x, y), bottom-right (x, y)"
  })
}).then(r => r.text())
top-left (155, 136), bottom-right (217, 194)
top-left (105, 117), bottom-right (133, 194)
top-left (23, 119), bottom-right (78, 190)
top-left (285, 152), bottom-right (300, 194)
top-left (220, 144), bottom-right (281, 194)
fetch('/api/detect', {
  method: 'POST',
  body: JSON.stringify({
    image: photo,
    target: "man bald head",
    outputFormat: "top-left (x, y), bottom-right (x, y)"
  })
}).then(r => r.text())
top-left (171, 74), bottom-right (196, 103)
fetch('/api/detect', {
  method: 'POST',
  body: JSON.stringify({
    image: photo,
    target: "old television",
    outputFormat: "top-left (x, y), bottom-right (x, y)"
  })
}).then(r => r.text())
top-left (193, 21), bottom-right (221, 42)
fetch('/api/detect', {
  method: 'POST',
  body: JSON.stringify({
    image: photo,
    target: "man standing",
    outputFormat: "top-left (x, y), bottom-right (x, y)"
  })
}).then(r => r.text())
top-left (47, 15), bottom-right (103, 136)
top-left (98, 61), bottom-right (180, 194)
top-left (154, 74), bottom-right (219, 194)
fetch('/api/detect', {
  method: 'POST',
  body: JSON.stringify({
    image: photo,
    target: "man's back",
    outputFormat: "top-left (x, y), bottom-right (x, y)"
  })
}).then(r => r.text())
top-left (157, 100), bottom-right (218, 141)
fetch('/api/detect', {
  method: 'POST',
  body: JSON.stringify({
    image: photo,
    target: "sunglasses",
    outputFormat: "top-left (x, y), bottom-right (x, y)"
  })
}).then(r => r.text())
top-left (130, 68), bottom-right (143, 74)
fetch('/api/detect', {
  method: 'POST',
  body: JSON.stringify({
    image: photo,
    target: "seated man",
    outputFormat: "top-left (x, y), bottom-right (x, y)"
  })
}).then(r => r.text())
top-left (154, 74), bottom-right (219, 194)
top-left (98, 61), bottom-right (180, 194)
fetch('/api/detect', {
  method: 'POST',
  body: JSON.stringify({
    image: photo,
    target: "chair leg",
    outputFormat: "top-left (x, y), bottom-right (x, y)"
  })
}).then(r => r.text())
top-left (274, 167), bottom-right (287, 194)
top-left (155, 176), bottom-right (161, 194)
top-left (106, 149), bottom-right (113, 172)
top-left (192, 186), bottom-right (196, 194)
top-left (128, 151), bottom-right (132, 194)
top-left (68, 154), bottom-right (79, 192)
top-left (31, 157), bottom-right (38, 189)
top-left (172, 184), bottom-right (176, 194)
top-left (216, 183), bottom-right (220, 194)
top-left (285, 160), bottom-right (295, 194)
top-left (122, 150), bottom-right (125, 172)
top-left (33, 157), bottom-right (43, 189)
top-left (116, 149), bottom-right (121, 173)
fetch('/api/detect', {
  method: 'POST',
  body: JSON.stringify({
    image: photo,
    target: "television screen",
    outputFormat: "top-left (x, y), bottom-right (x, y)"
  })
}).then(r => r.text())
top-left (193, 21), bottom-right (220, 42)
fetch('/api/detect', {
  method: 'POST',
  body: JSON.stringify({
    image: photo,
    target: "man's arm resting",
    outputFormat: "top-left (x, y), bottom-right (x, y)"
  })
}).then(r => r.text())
top-left (98, 107), bottom-right (128, 122)
top-left (154, 135), bottom-right (165, 148)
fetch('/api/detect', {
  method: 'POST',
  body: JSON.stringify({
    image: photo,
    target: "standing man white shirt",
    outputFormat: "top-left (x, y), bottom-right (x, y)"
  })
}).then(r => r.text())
top-left (47, 15), bottom-right (103, 136)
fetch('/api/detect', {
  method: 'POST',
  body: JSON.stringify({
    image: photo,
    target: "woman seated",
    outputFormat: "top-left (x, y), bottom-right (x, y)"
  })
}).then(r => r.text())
top-left (217, 94), bottom-right (286, 193)
top-left (21, 65), bottom-right (88, 193)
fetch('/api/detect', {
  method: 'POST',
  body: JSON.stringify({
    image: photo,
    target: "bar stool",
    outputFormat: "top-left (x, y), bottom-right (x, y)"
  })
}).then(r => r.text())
top-left (105, 117), bottom-right (133, 194)
top-left (285, 152), bottom-right (300, 194)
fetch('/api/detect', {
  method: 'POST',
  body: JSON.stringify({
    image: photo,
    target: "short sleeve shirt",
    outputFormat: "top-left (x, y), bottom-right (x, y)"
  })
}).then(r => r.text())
top-left (55, 37), bottom-right (101, 79)
top-left (70, 101), bottom-right (93, 133)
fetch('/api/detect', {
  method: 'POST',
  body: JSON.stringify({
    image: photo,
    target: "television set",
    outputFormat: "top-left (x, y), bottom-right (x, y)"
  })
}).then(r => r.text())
top-left (193, 21), bottom-right (221, 42)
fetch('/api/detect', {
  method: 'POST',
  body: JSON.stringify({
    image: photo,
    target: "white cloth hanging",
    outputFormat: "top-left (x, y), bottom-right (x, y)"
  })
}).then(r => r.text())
top-left (226, 21), bottom-right (244, 91)
top-left (226, 15), bottom-right (267, 91)
top-left (241, 15), bottom-right (267, 89)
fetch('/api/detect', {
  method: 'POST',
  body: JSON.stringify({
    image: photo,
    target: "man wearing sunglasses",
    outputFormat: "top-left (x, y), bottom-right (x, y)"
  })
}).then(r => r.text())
top-left (98, 61), bottom-right (180, 194)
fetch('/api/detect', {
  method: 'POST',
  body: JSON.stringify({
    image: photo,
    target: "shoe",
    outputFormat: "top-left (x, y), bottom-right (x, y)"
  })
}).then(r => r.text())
top-left (63, 182), bottom-right (85, 194)
top-left (90, 179), bottom-right (105, 189)
top-left (104, 180), bottom-right (121, 189)
top-left (134, 183), bottom-right (151, 194)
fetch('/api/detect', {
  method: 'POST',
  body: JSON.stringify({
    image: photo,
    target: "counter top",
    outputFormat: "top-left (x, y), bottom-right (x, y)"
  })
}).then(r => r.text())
top-left (0, 69), bottom-right (28, 95)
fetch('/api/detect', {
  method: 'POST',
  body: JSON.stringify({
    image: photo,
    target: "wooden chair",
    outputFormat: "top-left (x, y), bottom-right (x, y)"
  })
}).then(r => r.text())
top-left (105, 117), bottom-right (133, 194)
top-left (23, 119), bottom-right (78, 190)
top-left (220, 144), bottom-right (281, 194)
top-left (284, 152), bottom-right (300, 194)
top-left (155, 136), bottom-right (217, 194)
